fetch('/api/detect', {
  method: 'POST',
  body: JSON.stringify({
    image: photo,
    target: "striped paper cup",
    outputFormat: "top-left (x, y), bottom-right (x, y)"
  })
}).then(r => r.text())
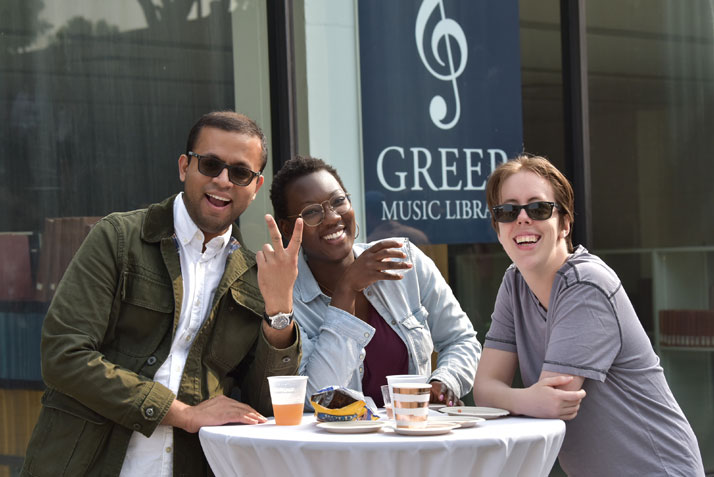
top-left (392, 382), bottom-right (431, 429)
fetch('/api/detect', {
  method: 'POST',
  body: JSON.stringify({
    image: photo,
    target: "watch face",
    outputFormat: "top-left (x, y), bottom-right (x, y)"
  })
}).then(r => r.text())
top-left (270, 314), bottom-right (291, 330)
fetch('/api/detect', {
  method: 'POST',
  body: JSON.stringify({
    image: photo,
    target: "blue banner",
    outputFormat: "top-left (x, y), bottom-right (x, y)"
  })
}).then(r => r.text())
top-left (359, 0), bottom-right (522, 244)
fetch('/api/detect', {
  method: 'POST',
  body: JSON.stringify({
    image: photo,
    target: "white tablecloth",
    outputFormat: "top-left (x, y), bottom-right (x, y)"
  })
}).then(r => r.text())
top-left (199, 414), bottom-right (565, 477)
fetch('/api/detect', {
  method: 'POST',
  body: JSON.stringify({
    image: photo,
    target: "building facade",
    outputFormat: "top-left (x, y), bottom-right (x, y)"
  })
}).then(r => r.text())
top-left (1, 0), bottom-right (712, 474)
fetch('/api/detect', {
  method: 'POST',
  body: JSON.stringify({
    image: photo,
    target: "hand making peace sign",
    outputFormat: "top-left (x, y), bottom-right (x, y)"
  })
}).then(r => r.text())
top-left (255, 214), bottom-right (303, 316)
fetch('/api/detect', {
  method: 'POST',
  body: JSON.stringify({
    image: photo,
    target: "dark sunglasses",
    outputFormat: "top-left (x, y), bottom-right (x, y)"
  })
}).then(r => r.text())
top-left (492, 201), bottom-right (561, 223)
top-left (287, 194), bottom-right (352, 227)
top-left (187, 152), bottom-right (261, 186)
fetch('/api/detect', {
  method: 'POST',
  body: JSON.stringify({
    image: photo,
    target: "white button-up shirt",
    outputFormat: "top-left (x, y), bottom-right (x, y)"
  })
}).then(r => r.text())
top-left (120, 193), bottom-right (233, 477)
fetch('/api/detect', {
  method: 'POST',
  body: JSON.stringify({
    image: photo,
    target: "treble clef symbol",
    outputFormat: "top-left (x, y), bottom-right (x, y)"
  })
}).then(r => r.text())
top-left (415, 0), bottom-right (468, 130)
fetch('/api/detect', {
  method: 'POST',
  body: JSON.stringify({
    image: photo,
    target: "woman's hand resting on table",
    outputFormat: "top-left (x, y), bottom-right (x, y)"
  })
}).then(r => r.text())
top-left (429, 381), bottom-right (463, 407)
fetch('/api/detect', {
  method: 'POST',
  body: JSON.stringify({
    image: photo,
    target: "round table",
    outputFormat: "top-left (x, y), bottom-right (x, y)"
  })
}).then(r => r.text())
top-left (199, 414), bottom-right (565, 477)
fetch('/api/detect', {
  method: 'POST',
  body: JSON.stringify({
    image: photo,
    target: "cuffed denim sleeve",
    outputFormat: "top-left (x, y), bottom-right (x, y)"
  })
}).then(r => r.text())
top-left (409, 244), bottom-right (481, 399)
top-left (361, 241), bottom-right (480, 400)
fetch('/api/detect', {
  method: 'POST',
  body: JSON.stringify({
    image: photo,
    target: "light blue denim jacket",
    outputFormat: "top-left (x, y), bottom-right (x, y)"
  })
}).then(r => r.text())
top-left (293, 240), bottom-right (481, 403)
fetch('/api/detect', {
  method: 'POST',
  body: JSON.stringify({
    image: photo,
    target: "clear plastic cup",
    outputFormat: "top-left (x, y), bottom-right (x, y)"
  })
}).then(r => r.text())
top-left (380, 384), bottom-right (393, 419)
top-left (382, 238), bottom-right (412, 276)
top-left (267, 376), bottom-right (308, 425)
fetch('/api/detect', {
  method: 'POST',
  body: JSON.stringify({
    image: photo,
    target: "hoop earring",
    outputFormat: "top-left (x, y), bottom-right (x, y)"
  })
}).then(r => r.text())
top-left (355, 223), bottom-right (360, 240)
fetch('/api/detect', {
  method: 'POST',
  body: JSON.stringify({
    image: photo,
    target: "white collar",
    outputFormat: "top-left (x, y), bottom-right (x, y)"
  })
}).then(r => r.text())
top-left (173, 192), bottom-right (232, 255)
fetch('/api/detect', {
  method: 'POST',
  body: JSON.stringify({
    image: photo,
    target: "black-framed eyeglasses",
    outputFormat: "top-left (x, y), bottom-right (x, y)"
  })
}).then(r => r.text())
top-left (187, 151), bottom-right (262, 186)
top-left (492, 201), bottom-right (561, 223)
top-left (287, 194), bottom-right (352, 227)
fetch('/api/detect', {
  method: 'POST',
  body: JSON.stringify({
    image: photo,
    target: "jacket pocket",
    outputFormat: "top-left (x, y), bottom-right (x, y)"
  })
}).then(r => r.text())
top-left (42, 389), bottom-right (108, 423)
top-left (25, 390), bottom-right (111, 476)
top-left (113, 271), bottom-right (173, 357)
top-left (229, 277), bottom-right (264, 317)
top-left (400, 305), bottom-right (429, 329)
top-left (205, 281), bottom-right (262, 374)
top-left (400, 306), bottom-right (433, 364)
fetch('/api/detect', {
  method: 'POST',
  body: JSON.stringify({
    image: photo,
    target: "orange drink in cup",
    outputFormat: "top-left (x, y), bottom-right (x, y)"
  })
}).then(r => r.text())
top-left (267, 376), bottom-right (308, 426)
top-left (272, 403), bottom-right (305, 425)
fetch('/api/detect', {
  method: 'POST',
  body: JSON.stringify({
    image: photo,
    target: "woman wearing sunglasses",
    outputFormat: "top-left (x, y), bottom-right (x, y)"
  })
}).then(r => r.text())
top-left (270, 156), bottom-right (481, 409)
top-left (474, 155), bottom-right (703, 476)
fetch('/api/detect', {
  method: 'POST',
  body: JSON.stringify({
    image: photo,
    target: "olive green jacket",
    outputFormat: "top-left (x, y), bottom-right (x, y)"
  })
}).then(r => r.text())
top-left (21, 195), bottom-right (301, 477)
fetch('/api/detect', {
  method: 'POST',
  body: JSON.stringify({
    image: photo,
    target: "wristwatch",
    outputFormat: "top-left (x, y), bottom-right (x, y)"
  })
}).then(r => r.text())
top-left (263, 311), bottom-right (293, 330)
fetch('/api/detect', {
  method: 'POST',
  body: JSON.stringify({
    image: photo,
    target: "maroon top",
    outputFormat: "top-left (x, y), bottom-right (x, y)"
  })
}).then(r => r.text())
top-left (361, 304), bottom-right (409, 407)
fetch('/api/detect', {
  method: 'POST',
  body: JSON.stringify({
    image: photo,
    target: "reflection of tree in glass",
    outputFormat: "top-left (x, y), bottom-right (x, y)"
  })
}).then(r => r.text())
top-left (137, 0), bottom-right (206, 27)
top-left (0, 0), bottom-right (235, 231)
top-left (94, 19), bottom-right (120, 36)
top-left (0, 0), bottom-right (52, 53)
top-left (54, 17), bottom-right (119, 42)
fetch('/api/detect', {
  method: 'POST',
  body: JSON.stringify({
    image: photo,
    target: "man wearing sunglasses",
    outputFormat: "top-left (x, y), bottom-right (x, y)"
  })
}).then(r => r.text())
top-left (22, 111), bottom-right (303, 477)
top-left (473, 155), bottom-right (703, 476)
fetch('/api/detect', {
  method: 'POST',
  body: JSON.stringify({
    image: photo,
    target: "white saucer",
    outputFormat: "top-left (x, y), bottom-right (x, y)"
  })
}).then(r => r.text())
top-left (438, 406), bottom-right (509, 419)
top-left (316, 421), bottom-right (385, 434)
top-left (389, 423), bottom-right (458, 436)
top-left (428, 414), bottom-right (485, 428)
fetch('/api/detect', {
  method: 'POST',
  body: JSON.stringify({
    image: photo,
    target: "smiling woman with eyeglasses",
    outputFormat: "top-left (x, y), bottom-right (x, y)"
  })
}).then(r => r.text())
top-left (286, 194), bottom-right (352, 227)
top-left (474, 155), bottom-right (703, 477)
top-left (269, 155), bottom-right (481, 410)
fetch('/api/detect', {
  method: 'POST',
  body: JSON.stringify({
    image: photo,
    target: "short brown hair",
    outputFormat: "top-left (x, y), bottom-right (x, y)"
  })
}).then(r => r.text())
top-left (486, 155), bottom-right (575, 252)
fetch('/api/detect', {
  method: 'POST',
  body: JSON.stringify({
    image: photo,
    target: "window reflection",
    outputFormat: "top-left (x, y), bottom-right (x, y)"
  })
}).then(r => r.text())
top-left (1, 1), bottom-right (238, 472)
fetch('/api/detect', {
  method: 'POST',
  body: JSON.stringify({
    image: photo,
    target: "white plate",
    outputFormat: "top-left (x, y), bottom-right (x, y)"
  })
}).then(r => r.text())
top-left (439, 406), bottom-right (509, 419)
top-left (389, 422), bottom-right (458, 436)
top-left (428, 415), bottom-right (485, 428)
top-left (428, 403), bottom-right (446, 411)
top-left (316, 421), bottom-right (385, 434)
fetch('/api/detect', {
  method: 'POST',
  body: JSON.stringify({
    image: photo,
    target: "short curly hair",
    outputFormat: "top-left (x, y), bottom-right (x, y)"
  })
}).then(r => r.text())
top-left (270, 155), bottom-right (348, 221)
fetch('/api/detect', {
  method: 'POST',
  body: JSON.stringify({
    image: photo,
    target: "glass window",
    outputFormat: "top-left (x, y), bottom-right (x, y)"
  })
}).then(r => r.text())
top-left (454, 0), bottom-right (712, 472)
top-left (587, 0), bottom-right (714, 469)
top-left (0, 1), bottom-right (247, 472)
top-left (451, 0), bottom-right (565, 381)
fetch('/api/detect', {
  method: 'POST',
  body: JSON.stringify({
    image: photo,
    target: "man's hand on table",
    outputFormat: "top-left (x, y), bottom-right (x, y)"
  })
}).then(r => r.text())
top-left (162, 395), bottom-right (267, 433)
top-left (429, 381), bottom-right (463, 407)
